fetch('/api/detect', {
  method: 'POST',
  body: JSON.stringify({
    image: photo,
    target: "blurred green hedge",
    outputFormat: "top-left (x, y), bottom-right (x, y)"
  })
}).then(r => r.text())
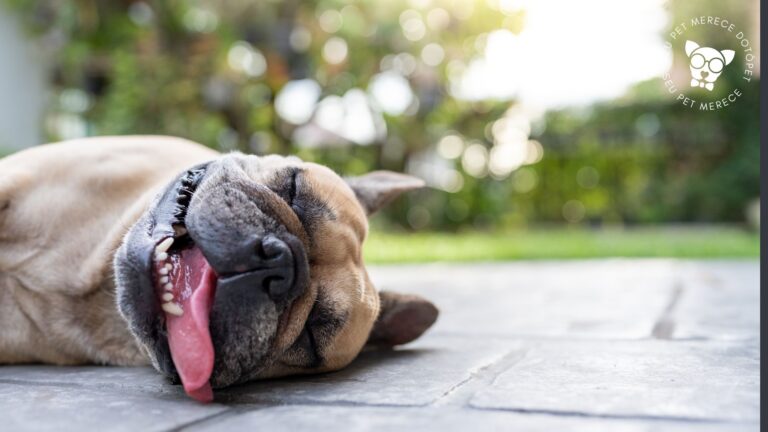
top-left (5, 0), bottom-right (759, 231)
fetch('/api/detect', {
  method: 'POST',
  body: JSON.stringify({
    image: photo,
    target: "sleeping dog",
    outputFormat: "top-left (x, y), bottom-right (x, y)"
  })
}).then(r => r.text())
top-left (0, 136), bottom-right (437, 402)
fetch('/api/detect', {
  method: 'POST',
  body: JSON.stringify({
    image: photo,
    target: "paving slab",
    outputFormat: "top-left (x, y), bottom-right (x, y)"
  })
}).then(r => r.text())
top-left (188, 405), bottom-right (757, 432)
top-left (0, 366), bottom-right (172, 395)
top-left (217, 335), bottom-right (514, 406)
top-left (368, 260), bottom-right (679, 339)
top-left (469, 339), bottom-right (760, 422)
top-left (670, 261), bottom-right (760, 341)
top-left (0, 259), bottom-right (758, 431)
top-left (0, 337), bottom-right (512, 408)
top-left (0, 381), bottom-right (227, 432)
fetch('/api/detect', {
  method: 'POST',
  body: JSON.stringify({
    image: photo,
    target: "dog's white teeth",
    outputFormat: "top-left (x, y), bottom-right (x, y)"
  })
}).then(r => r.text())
top-left (155, 252), bottom-right (168, 261)
top-left (161, 302), bottom-right (183, 316)
top-left (173, 225), bottom-right (187, 237)
top-left (159, 267), bottom-right (169, 275)
top-left (155, 238), bottom-right (174, 254)
top-left (165, 263), bottom-right (173, 271)
top-left (159, 276), bottom-right (169, 284)
top-left (163, 283), bottom-right (173, 291)
top-left (162, 292), bottom-right (174, 302)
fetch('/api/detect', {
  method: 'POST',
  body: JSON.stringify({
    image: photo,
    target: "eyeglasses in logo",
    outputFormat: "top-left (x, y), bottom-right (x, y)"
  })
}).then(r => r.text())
top-left (685, 40), bottom-right (735, 91)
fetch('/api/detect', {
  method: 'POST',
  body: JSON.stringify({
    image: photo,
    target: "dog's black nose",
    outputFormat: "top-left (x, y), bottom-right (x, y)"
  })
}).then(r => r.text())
top-left (214, 234), bottom-right (299, 301)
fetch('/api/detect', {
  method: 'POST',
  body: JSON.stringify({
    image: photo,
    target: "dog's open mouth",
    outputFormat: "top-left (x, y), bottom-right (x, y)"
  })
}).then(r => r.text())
top-left (151, 167), bottom-right (217, 402)
top-left (134, 163), bottom-right (312, 402)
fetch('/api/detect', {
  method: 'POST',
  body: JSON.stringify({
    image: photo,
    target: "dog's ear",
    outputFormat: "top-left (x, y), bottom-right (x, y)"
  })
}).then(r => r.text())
top-left (685, 40), bottom-right (699, 57)
top-left (721, 49), bottom-right (736, 65)
top-left (367, 291), bottom-right (438, 346)
top-left (345, 171), bottom-right (425, 215)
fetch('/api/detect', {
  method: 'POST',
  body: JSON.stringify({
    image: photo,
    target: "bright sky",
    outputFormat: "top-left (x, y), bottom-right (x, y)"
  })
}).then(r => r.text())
top-left (453, 0), bottom-right (671, 109)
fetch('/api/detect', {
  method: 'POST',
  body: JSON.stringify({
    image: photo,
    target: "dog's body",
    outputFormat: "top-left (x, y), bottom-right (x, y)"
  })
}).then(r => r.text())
top-left (0, 137), bottom-right (217, 365)
top-left (0, 136), bottom-right (436, 401)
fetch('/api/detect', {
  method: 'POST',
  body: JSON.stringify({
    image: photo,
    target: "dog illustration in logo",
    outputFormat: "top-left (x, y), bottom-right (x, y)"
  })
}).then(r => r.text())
top-left (685, 40), bottom-right (735, 91)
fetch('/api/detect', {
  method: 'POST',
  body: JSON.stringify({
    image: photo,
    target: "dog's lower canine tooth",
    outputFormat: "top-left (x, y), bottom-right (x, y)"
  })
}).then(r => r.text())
top-left (161, 302), bottom-right (183, 316)
top-left (155, 252), bottom-right (168, 261)
top-left (155, 238), bottom-right (174, 254)
top-left (162, 292), bottom-right (174, 302)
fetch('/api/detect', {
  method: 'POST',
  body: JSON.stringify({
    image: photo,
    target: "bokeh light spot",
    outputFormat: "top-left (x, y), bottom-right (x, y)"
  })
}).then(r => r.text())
top-left (322, 37), bottom-right (348, 64)
top-left (421, 43), bottom-right (445, 66)
top-left (369, 71), bottom-right (414, 116)
top-left (462, 143), bottom-right (489, 178)
top-left (318, 10), bottom-right (343, 33)
top-left (275, 79), bottom-right (322, 125)
top-left (437, 134), bottom-right (464, 159)
top-left (227, 41), bottom-right (267, 78)
top-left (577, 166), bottom-right (600, 189)
top-left (562, 200), bottom-right (586, 223)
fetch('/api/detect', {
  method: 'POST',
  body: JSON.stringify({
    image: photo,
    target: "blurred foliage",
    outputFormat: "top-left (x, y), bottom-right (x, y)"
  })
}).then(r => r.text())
top-left (4, 0), bottom-right (759, 231)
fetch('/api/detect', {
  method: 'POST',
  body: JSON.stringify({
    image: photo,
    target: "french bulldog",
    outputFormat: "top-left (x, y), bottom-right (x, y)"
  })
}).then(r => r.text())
top-left (0, 136), bottom-right (438, 402)
top-left (685, 40), bottom-right (735, 91)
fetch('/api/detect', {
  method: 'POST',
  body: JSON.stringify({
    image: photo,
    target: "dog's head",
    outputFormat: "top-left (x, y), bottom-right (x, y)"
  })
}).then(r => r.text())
top-left (685, 40), bottom-right (734, 87)
top-left (114, 153), bottom-right (437, 401)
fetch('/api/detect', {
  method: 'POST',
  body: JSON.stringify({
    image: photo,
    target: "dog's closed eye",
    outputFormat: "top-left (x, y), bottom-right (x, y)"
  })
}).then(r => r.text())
top-left (287, 168), bottom-right (298, 205)
top-left (288, 171), bottom-right (308, 221)
top-left (271, 168), bottom-right (307, 221)
top-left (269, 168), bottom-right (335, 236)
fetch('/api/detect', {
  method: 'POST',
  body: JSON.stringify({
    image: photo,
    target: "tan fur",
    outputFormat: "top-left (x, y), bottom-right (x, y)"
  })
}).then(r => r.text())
top-left (259, 162), bottom-right (380, 377)
top-left (0, 136), bottom-right (217, 365)
top-left (0, 136), bottom-right (380, 372)
top-left (0, 136), bottom-right (432, 381)
top-left (298, 164), bottom-right (379, 372)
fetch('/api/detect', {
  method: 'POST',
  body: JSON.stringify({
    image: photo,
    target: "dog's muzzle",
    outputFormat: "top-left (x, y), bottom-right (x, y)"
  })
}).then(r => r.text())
top-left (213, 233), bottom-right (307, 302)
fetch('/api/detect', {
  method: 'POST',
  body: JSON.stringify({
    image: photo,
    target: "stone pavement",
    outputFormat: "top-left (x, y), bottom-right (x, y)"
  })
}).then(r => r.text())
top-left (0, 260), bottom-right (759, 431)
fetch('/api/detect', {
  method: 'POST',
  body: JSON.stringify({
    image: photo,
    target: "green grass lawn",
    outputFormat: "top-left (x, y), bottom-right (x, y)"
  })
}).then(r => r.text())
top-left (363, 226), bottom-right (760, 263)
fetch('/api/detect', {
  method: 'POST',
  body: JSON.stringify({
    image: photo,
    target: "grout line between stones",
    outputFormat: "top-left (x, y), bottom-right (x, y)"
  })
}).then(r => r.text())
top-left (467, 405), bottom-right (754, 425)
top-left (166, 408), bottom-right (240, 432)
top-left (651, 280), bottom-right (684, 339)
top-left (431, 348), bottom-right (527, 408)
top-left (426, 332), bottom-right (695, 342)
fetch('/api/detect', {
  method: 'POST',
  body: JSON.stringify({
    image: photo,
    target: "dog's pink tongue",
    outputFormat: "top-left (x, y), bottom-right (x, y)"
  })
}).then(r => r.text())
top-left (164, 246), bottom-right (217, 403)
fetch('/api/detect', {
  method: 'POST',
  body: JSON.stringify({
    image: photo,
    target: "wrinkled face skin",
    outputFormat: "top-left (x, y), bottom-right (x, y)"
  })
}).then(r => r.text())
top-left (115, 153), bottom-right (394, 394)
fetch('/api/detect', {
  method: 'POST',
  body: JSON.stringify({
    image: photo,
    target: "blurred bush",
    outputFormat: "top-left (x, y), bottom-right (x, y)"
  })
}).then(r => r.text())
top-left (4, 0), bottom-right (759, 230)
